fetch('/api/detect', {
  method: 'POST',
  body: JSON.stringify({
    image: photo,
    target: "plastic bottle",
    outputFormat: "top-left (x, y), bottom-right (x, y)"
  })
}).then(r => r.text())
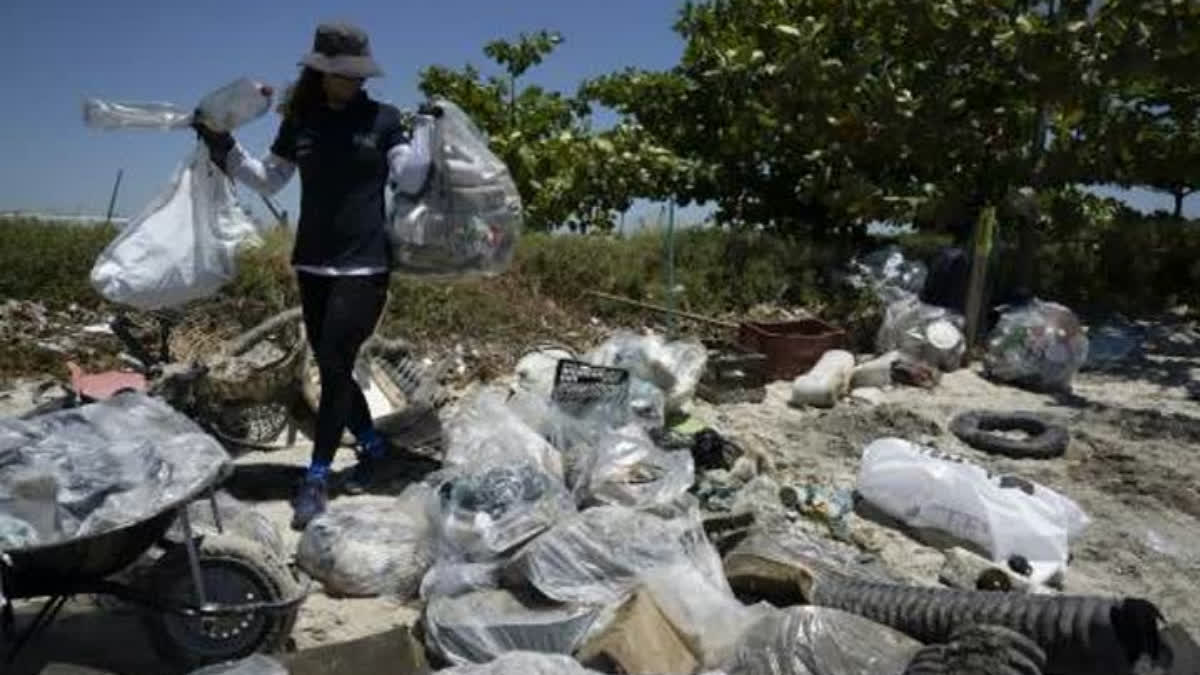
top-left (194, 77), bottom-right (275, 133)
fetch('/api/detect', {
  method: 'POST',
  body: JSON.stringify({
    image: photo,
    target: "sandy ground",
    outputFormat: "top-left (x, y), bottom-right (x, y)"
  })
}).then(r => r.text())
top-left (4, 319), bottom-right (1200, 673)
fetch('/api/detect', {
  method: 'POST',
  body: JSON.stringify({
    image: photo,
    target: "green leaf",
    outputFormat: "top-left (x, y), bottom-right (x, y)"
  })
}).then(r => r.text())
top-left (776, 24), bottom-right (801, 37)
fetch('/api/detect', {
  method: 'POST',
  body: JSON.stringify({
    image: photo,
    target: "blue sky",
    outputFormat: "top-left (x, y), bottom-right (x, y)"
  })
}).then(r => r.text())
top-left (0, 0), bottom-right (1193, 226)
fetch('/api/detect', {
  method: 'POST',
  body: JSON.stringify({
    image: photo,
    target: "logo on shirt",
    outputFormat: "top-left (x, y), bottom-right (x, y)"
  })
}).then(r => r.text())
top-left (352, 133), bottom-right (378, 151)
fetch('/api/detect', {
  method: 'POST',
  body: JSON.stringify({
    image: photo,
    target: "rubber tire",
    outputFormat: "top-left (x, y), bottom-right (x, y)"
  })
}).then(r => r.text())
top-left (142, 533), bottom-right (302, 671)
top-left (950, 410), bottom-right (1069, 459)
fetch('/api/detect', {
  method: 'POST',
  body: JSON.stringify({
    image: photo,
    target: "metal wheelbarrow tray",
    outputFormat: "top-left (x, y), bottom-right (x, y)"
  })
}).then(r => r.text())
top-left (0, 392), bottom-right (307, 671)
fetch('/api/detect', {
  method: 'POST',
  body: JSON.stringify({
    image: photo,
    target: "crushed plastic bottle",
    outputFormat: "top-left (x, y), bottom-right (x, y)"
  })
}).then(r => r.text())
top-left (194, 78), bottom-right (275, 133)
top-left (83, 99), bottom-right (194, 130)
top-left (83, 77), bottom-right (274, 133)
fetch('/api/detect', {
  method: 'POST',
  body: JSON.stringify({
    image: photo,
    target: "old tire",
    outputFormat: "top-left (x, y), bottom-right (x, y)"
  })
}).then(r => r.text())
top-left (950, 410), bottom-right (1069, 459)
top-left (143, 533), bottom-right (302, 671)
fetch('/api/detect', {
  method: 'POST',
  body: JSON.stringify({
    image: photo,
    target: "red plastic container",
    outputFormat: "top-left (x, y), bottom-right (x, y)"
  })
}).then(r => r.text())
top-left (737, 318), bottom-right (847, 381)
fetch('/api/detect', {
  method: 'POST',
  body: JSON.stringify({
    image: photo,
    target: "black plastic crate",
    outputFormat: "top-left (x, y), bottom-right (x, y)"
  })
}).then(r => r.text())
top-left (551, 359), bottom-right (631, 416)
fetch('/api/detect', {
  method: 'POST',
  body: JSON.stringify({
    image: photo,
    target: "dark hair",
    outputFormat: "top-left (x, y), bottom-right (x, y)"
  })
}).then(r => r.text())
top-left (279, 67), bottom-right (326, 122)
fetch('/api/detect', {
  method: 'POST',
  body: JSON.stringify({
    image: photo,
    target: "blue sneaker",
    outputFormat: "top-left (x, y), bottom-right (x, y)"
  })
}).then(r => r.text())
top-left (290, 476), bottom-right (328, 530)
top-left (344, 431), bottom-right (391, 495)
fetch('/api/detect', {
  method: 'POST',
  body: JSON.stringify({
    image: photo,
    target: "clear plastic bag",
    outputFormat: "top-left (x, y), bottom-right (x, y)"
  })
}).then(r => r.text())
top-left (423, 589), bottom-right (601, 666)
top-left (389, 99), bottom-right (522, 281)
top-left (296, 486), bottom-right (433, 599)
top-left (641, 565), bottom-right (776, 668)
top-left (0, 392), bottom-right (231, 551)
top-left (177, 490), bottom-right (285, 559)
top-left (435, 651), bottom-right (606, 675)
top-left (984, 298), bottom-right (1089, 392)
top-left (509, 504), bottom-right (729, 607)
top-left (845, 246), bottom-right (928, 305)
top-left (574, 425), bottom-right (695, 510)
top-left (89, 145), bottom-right (265, 311)
top-left (855, 438), bottom-right (1090, 584)
top-left (722, 606), bottom-right (922, 675)
top-left (443, 387), bottom-right (564, 481)
top-left (876, 296), bottom-right (966, 372)
top-left (1083, 315), bottom-right (1144, 370)
top-left (427, 462), bottom-right (575, 564)
top-left (584, 332), bottom-right (708, 414)
top-left (419, 560), bottom-right (504, 599)
top-left (513, 346), bottom-right (576, 401)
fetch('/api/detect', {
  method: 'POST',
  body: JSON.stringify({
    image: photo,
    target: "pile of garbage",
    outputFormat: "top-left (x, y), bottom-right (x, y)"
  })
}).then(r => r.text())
top-left (803, 247), bottom-right (1093, 408)
top-left (278, 329), bottom-right (1178, 675)
top-left (0, 299), bottom-right (112, 362)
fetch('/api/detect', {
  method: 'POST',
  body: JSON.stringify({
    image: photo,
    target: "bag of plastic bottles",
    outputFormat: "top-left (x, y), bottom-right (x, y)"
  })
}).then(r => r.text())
top-left (984, 299), bottom-right (1089, 392)
top-left (876, 296), bottom-right (967, 372)
top-left (388, 98), bottom-right (522, 281)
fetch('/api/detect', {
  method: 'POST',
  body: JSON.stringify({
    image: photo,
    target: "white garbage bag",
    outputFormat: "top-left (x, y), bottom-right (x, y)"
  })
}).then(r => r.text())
top-left (89, 145), bottom-right (265, 310)
top-left (855, 438), bottom-right (1090, 584)
top-left (85, 77), bottom-right (274, 310)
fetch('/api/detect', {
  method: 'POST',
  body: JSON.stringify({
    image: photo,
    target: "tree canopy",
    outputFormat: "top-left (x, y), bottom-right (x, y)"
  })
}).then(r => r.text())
top-left (420, 1), bottom-right (1198, 234)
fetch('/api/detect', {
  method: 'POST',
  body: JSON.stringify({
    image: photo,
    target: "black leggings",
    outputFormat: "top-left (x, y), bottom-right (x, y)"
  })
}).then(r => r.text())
top-left (297, 271), bottom-right (389, 466)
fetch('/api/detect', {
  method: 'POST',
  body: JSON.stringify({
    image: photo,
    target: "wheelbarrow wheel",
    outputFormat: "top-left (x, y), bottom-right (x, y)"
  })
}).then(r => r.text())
top-left (142, 533), bottom-right (301, 670)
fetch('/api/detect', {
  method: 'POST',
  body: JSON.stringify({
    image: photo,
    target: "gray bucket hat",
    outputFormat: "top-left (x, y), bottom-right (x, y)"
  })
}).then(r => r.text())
top-left (299, 22), bottom-right (384, 79)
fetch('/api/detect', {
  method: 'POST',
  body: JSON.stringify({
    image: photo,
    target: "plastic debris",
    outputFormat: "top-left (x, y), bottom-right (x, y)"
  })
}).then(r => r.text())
top-left (84, 77), bottom-right (271, 132)
top-left (419, 560), bottom-right (504, 600)
top-left (1082, 316), bottom-right (1144, 370)
top-left (789, 350), bottom-right (856, 409)
top-left (434, 651), bottom-right (606, 675)
top-left (855, 438), bottom-right (1090, 584)
top-left (877, 296), bottom-right (966, 372)
top-left (584, 332), bottom-right (708, 415)
top-left (573, 425), bottom-right (695, 510)
top-left (443, 387), bottom-right (564, 481)
top-left (513, 346), bottom-right (576, 400)
top-left (510, 503), bottom-right (729, 607)
top-left (428, 462), bottom-right (575, 563)
top-left (641, 564), bottom-right (776, 668)
top-left (984, 299), bottom-right (1089, 392)
top-left (296, 486), bottom-right (433, 599)
top-left (723, 606), bottom-right (922, 675)
top-left (845, 246), bottom-right (929, 305)
top-left (423, 589), bottom-right (601, 666)
top-left (850, 351), bottom-right (900, 389)
top-left (779, 484), bottom-right (855, 540)
top-left (178, 490), bottom-right (285, 559)
top-left (0, 392), bottom-right (231, 551)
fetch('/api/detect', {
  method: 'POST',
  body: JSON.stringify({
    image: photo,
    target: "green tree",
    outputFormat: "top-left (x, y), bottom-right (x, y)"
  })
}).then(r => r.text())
top-left (584, 0), bottom-right (1114, 243)
top-left (418, 32), bottom-right (695, 232)
top-left (1081, 0), bottom-right (1200, 219)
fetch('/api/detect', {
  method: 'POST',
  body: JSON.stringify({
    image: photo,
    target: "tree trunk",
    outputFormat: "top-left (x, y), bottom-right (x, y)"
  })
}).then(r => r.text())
top-left (1174, 190), bottom-right (1185, 220)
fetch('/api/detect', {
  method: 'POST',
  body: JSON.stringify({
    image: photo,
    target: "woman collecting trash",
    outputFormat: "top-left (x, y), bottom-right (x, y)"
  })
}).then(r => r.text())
top-left (192, 22), bottom-right (436, 529)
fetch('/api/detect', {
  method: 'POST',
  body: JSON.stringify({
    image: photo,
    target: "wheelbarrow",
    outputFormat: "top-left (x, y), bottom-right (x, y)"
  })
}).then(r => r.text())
top-left (0, 394), bottom-right (308, 672)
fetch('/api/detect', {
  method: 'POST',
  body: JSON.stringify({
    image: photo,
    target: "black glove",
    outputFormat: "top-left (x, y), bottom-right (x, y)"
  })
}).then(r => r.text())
top-left (191, 111), bottom-right (235, 171)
